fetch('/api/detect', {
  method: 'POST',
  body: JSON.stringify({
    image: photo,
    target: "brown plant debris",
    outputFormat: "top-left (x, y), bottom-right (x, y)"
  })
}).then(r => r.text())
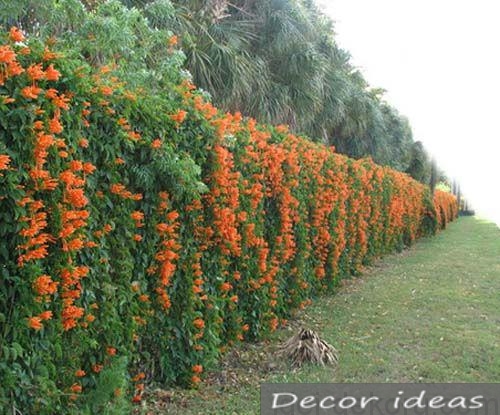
top-left (279, 328), bottom-right (339, 368)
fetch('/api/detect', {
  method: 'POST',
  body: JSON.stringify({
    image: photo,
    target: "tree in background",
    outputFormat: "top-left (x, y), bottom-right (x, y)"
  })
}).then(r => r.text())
top-left (0, 0), bottom-right (437, 183)
top-left (405, 141), bottom-right (431, 184)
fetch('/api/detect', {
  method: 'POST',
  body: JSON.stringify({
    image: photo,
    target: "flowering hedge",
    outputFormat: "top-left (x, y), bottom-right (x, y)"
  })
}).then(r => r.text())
top-left (0, 30), bottom-right (457, 413)
top-left (434, 190), bottom-right (458, 229)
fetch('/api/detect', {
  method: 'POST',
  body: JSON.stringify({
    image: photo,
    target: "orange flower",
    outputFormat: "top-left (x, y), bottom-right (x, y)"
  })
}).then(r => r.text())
top-left (33, 120), bottom-right (44, 130)
top-left (166, 211), bottom-right (179, 221)
top-left (168, 35), bottom-right (178, 46)
top-left (138, 294), bottom-right (149, 302)
top-left (9, 27), bottom-right (25, 42)
top-left (42, 47), bottom-right (58, 60)
top-left (192, 365), bottom-right (203, 374)
top-left (127, 131), bottom-right (141, 141)
top-left (44, 64), bottom-right (60, 81)
top-left (62, 318), bottom-right (77, 331)
top-left (269, 317), bottom-right (279, 332)
top-left (133, 234), bottom-right (142, 242)
top-left (28, 316), bottom-right (43, 330)
top-left (78, 138), bottom-right (89, 148)
top-left (45, 88), bottom-right (58, 99)
top-left (70, 383), bottom-right (82, 393)
top-left (220, 282), bottom-right (232, 292)
top-left (62, 305), bottom-right (84, 330)
top-left (65, 189), bottom-right (88, 208)
top-left (49, 116), bottom-right (63, 134)
top-left (21, 85), bottom-right (42, 100)
top-left (92, 364), bottom-right (103, 373)
top-left (156, 223), bottom-right (171, 233)
top-left (191, 375), bottom-right (201, 384)
top-left (100, 85), bottom-right (113, 96)
top-left (8, 61), bottom-right (24, 77)
top-left (0, 154), bottom-right (11, 170)
top-left (110, 183), bottom-right (125, 194)
top-left (115, 157), bottom-right (125, 165)
top-left (62, 305), bottom-right (85, 320)
top-left (170, 110), bottom-right (187, 124)
top-left (132, 372), bottom-right (145, 382)
top-left (106, 346), bottom-right (116, 356)
top-left (130, 211), bottom-right (144, 221)
top-left (132, 395), bottom-right (142, 403)
top-left (33, 275), bottom-right (58, 295)
top-left (60, 170), bottom-right (82, 187)
top-left (69, 160), bottom-right (83, 171)
top-left (75, 369), bottom-right (86, 377)
top-left (82, 162), bottom-right (96, 174)
top-left (0, 45), bottom-right (16, 63)
top-left (151, 139), bottom-right (162, 149)
top-left (38, 311), bottom-right (53, 320)
top-left (27, 63), bottom-right (45, 81)
top-left (193, 318), bottom-right (205, 329)
top-left (74, 266), bottom-right (89, 278)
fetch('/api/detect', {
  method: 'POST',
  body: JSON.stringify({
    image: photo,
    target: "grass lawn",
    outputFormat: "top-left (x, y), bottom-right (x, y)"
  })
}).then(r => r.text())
top-left (141, 217), bottom-right (500, 414)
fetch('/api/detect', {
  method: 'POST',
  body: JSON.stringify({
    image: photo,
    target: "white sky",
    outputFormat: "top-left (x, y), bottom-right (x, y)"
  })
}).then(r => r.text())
top-left (319, 0), bottom-right (500, 225)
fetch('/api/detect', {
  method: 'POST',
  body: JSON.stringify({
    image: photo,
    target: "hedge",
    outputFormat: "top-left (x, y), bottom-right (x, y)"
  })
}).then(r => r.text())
top-left (0, 29), bottom-right (457, 413)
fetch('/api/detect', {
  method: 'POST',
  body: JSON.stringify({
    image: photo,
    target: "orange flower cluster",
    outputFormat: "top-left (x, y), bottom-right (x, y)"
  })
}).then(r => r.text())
top-left (60, 166), bottom-right (92, 251)
top-left (0, 44), bottom-right (24, 85)
top-left (210, 111), bottom-right (242, 138)
top-left (9, 27), bottom-right (25, 43)
top-left (434, 189), bottom-right (459, 228)
top-left (168, 35), bottom-right (178, 47)
top-left (33, 274), bottom-right (58, 296)
top-left (17, 198), bottom-right (53, 266)
top-left (0, 154), bottom-right (10, 170)
top-left (153, 193), bottom-right (181, 310)
top-left (170, 109), bottom-right (187, 124)
top-left (131, 372), bottom-right (145, 403)
top-left (151, 138), bottom-right (162, 149)
top-left (110, 183), bottom-right (143, 200)
top-left (208, 145), bottom-right (242, 256)
top-left (130, 210), bottom-right (144, 227)
top-left (28, 316), bottom-right (43, 330)
top-left (193, 96), bottom-right (217, 120)
top-left (15, 53), bottom-right (71, 272)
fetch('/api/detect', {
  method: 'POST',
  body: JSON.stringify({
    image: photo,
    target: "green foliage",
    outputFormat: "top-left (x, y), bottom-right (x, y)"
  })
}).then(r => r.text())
top-left (82, 357), bottom-right (132, 415)
top-left (406, 141), bottom-right (432, 183)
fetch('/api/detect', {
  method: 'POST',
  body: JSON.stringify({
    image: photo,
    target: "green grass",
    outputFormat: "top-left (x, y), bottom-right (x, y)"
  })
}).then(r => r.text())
top-left (141, 217), bottom-right (500, 414)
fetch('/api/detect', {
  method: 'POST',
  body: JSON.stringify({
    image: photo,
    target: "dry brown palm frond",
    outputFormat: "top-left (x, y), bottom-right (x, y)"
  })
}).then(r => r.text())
top-left (209, 0), bottom-right (231, 22)
top-left (278, 328), bottom-right (338, 368)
